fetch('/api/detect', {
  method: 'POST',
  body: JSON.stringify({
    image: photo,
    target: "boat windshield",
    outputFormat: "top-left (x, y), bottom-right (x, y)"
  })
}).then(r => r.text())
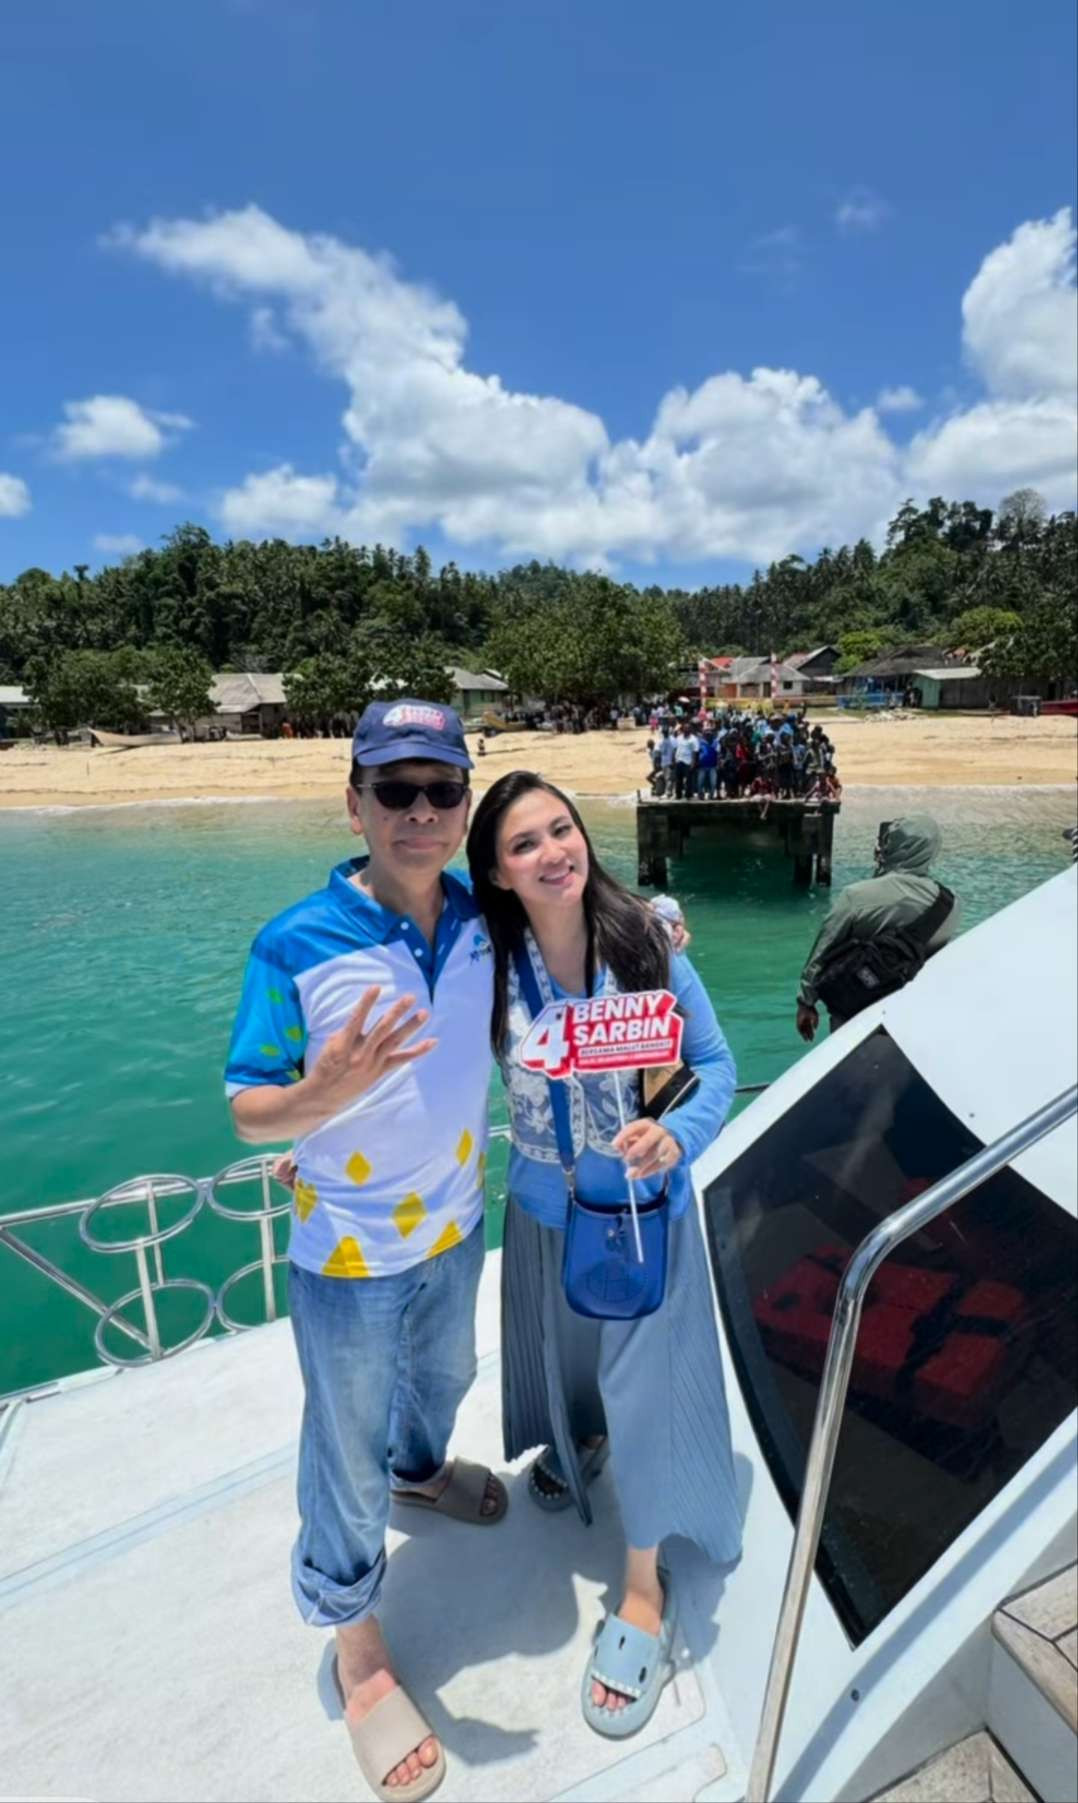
top-left (704, 1027), bottom-right (1077, 1644)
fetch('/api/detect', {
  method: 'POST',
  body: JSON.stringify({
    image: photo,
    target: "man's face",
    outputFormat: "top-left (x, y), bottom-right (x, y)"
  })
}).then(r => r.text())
top-left (347, 758), bottom-right (472, 878)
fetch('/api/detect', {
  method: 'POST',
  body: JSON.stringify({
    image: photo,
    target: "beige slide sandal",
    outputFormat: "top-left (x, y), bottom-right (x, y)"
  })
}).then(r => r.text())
top-left (333, 1660), bottom-right (446, 1802)
top-left (392, 1457), bottom-right (508, 1524)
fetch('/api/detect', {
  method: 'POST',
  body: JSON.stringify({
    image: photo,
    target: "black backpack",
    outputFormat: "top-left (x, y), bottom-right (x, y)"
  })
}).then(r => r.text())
top-left (815, 884), bottom-right (956, 1020)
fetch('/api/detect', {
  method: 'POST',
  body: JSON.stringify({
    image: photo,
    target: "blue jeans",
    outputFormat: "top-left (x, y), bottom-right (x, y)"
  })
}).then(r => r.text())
top-left (288, 1223), bottom-right (484, 1627)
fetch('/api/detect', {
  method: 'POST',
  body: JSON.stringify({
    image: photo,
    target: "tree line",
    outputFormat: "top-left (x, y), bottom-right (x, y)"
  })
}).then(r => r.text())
top-left (1, 488), bottom-right (1073, 737)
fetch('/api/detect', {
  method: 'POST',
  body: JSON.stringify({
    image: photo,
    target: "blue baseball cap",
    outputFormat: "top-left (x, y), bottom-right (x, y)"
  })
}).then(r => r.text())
top-left (351, 698), bottom-right (473, 771)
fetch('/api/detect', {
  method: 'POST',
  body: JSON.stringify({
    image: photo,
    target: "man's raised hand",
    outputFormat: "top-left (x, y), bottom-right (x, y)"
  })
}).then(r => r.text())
top-left (309, 986), bottom-right (437, 1114)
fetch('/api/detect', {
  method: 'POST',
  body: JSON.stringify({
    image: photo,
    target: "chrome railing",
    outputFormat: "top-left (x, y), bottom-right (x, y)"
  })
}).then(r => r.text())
top-left (746, 1083), bottom-right (1078, 1803)
top-left (0, 1134), bottom-right (515, 1386)
top-left (0, 1081), bottom-right (767, 1396)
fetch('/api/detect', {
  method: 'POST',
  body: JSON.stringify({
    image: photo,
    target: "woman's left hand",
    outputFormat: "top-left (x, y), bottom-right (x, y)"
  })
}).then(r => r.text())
top-left (612, 1118), bottom-right (682, 1181)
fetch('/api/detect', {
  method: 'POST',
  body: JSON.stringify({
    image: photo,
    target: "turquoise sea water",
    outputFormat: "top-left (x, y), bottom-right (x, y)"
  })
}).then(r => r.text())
top-left (3, 786), bottom-right (1073, 1394)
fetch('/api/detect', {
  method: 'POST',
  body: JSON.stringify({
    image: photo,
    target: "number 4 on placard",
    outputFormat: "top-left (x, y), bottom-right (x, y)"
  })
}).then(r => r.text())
top-left (521, 1004), bottom-right (573, 1078)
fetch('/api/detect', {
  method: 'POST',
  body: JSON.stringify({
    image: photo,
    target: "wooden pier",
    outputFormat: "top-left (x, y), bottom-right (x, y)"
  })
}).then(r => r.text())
top-left (636, 795), bottom-right (840, 889)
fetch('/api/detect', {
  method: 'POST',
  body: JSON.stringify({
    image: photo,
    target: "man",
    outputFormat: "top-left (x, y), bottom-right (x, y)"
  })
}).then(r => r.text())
top-left (657, 725), bottom-right (677, 795)
top-left (796, 814), bottom-right (959, 1040)
top-left (225, 699), bottom-right (505, 1800)
top-left (695, 727), bottom-right (719, 798)
top-left (672, 723), bottom-right (699, 798)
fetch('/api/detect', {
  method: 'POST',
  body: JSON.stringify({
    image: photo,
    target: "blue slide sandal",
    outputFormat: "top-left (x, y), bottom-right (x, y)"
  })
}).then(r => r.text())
top-left (580, 1571), bottom-right (677, 1739)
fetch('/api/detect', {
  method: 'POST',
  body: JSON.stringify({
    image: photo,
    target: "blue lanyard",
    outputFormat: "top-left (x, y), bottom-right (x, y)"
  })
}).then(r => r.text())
top-left (512, 944), bottom-right (577, 1186)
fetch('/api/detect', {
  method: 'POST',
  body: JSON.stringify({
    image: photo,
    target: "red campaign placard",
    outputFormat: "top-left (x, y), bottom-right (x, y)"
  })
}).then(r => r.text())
top-left (519, 990), bottom-right (683, 1080)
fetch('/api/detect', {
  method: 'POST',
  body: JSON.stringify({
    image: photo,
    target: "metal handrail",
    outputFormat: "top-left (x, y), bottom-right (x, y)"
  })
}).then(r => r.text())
top-left (746, 1082), bottom-right (1078, 1803)
top-left (0, 1083), bottom-right (770, 1391)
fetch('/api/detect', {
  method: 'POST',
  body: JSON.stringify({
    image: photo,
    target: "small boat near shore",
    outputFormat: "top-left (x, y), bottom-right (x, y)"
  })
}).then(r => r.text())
top-left (88, 727), bottom-right (182, 749)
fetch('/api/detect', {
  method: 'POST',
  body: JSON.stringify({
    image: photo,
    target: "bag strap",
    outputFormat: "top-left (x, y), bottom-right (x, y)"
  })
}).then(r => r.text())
top-left (908, 883), bottom-right (955, 947)
top-left (512, 944), bottom-right (577, 1189)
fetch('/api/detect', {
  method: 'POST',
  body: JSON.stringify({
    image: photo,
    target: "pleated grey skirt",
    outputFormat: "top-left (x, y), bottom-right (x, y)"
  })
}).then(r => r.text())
top-left (501, 1195), bottom-right (743, 1565)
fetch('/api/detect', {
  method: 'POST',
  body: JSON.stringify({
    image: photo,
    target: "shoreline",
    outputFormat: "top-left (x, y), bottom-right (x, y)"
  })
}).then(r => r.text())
top-left (1, 716), bottom-right (1075, 812)
top-left (3, 780), bottom-right (1077, 819)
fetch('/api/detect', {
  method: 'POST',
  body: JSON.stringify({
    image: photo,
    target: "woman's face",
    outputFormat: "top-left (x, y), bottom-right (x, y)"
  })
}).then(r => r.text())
top-left (492, 789), bottom-right (590, 914)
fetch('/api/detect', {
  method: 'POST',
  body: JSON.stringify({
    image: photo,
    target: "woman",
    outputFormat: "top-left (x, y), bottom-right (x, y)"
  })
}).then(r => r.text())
top-left (467, 772), bottom-right (742, 1739)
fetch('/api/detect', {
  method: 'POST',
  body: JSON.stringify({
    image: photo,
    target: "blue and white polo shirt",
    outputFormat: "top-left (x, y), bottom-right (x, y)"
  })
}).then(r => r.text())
top-left (225, 857), bottom-right (494, 1279)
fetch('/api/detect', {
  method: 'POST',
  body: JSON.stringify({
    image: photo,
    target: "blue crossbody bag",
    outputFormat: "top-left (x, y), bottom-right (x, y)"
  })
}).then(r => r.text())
top-left (512, 947), bottom-right (669, 1321)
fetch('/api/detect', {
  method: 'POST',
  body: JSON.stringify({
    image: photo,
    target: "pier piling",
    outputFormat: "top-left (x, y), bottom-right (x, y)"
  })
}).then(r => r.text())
top-left (636, 795), bottom-right (839, 890)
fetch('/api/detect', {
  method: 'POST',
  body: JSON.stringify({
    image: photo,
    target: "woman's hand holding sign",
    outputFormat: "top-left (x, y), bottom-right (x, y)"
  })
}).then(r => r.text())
top-left (613, 1117), bottom-right (682, 1181)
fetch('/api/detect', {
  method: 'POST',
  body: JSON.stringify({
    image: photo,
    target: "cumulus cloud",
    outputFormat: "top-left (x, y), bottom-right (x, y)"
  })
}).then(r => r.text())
top-left (110, 203), bottom-right (1077, 564)
top-left (0, 473), bottom-right (31, 517)
top-left (130, 473), bottom-right (186, 503)
top-left (218, 464), bottom-right (340, 536)
top-left (93, 533), bottom-right (144, 555)
top-left (877, 385), bottom-right (924, 414)
top-left (51, 394), bottom-right (193, 461)
top-left (836, 187), bottom-right (890, 232)
top-left (961, 206), bottom-right (1077, 401)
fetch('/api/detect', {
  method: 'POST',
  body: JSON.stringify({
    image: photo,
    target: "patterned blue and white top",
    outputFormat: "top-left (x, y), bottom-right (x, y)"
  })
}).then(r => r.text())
top-left (225, 856), bottom-right (494, 1279)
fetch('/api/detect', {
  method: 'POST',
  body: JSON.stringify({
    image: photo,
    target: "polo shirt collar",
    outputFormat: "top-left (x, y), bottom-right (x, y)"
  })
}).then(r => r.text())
top-left (328, 856), bottom-right (477, 945)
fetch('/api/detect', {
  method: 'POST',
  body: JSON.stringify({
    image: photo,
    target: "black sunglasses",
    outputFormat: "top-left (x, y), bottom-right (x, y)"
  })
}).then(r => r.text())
top-left (362, 778), bottom-right (470, 811)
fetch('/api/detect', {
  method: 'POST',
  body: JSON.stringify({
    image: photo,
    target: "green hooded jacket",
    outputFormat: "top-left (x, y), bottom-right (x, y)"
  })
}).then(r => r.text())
top-left (798, 815), bottom-right (960, 1009)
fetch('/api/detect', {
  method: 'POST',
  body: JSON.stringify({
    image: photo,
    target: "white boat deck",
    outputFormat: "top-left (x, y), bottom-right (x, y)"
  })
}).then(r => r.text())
top-left (0, 1253), bottom-right (743, 1803)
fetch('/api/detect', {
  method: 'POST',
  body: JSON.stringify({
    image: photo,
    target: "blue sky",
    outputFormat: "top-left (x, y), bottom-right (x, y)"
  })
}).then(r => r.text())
top-left (2, 0), bottom-right (1075, 586)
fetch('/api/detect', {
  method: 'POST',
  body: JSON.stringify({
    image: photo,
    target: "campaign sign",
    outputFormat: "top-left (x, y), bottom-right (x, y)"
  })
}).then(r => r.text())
top-left (519, 990), bottom-right (682, 1080)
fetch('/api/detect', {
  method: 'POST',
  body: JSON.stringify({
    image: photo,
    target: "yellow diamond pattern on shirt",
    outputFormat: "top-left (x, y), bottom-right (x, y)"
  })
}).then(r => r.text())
top-left (426, 1220), bottom-right (463, 1260)
top-left (284, 1025), bottom-right (304, 1043)
top-left (456, 1129), bottom-right (474, 1166)
top-left (322, 1236), bottom-right (370, 1278)
top-left (345, 1151), bottom-right (373, 1186)
top-left (288, 1069), bottom-right (302, 1082)
top-left (268, 987), bottom-right (283, 1004)
top-left (478, 1150), bottom-right (487, 1186)
top-left (260, 1043), bottom-right (281, 1058)
top-left (393, 1191), bottom-right (427, 1239)
top-left (293, 1178), bottom-right (318, 1222)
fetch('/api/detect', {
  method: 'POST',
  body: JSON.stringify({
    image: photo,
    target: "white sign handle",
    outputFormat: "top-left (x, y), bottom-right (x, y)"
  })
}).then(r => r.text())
top-left (614, 1078), bottom-right (645, 1263)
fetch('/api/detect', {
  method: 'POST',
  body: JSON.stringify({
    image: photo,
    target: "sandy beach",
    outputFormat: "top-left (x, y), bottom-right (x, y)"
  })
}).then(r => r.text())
top-left (1, 713), bottom-right (1075, 810)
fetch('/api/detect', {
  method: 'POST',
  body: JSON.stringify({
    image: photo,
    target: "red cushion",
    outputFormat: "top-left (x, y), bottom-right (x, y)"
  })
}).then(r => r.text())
top-left (955, 1279), bottom-right (1025, 1325)
top-left (914, 1333), bottom-right (1009, 1428)
top-left (853, 1304), bottom-right (917, 1400)
top-left (871, 1266), bottom-right (956, 1317)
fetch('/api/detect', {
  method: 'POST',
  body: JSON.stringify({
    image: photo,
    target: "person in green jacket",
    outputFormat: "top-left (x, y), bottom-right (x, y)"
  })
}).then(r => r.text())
top-left (796, 815), bottom-right (960, 1041)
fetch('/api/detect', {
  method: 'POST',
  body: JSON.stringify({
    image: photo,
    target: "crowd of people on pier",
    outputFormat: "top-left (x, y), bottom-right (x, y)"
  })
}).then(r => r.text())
top-left (645, 708), bottom-right (841, 802)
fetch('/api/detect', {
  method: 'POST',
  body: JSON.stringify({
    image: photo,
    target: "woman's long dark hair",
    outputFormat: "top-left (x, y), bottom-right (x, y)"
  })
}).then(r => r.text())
top-left (467, 771), bottom-right (671, 1054)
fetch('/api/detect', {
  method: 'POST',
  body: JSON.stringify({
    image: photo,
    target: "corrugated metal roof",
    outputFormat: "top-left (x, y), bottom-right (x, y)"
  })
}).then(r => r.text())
top-left (451, 667), bottom-right (508, 692)
top-left (914, 666), bottom-right (983, 681)
top-left (0, 685), bottom-right (29, 705)
top-left (210, 672), bottom-right (287, 712)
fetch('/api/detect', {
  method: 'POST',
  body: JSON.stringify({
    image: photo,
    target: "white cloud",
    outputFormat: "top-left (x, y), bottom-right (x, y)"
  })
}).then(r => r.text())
top-left (93, 533), bottom-right (144, 556)
top-left (961, 206), bottom-right (1077, 400)
top-left (877, 385), bottom-right (924, 413)
top-left (111, 203), bottom-right (1077, 565)
top-left (740, 225), bottom-right (804, 280)
top-left (250, 305), bottom-right (289, 352)
top-left (836, 188), bottom-right (890, 232)
top-left (51, 394), bottom-right (193, 461)
top-left (218, 464), bottom-right (341, 537)
top-left (130, 473), bottom-right (186, 503)
top-left (0, 473), bottom-right (31, 517)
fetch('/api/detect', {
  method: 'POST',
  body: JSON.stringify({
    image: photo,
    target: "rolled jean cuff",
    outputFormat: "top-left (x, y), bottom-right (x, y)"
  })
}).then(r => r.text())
top-left (291, 1545), bottom-right (386, 1628)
